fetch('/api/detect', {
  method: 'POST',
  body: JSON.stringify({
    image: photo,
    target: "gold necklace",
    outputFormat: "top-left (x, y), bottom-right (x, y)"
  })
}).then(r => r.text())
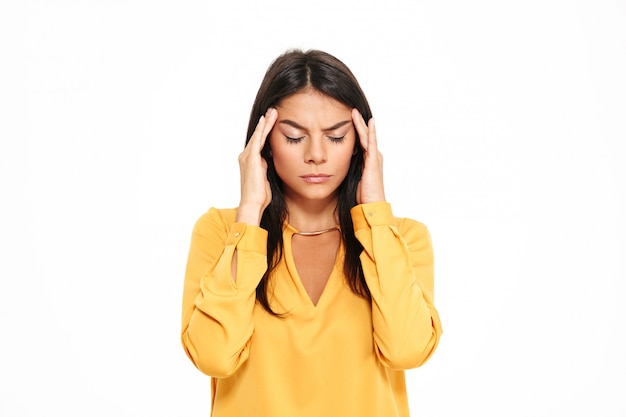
top-left (294, 226), bottom-right (339, 236)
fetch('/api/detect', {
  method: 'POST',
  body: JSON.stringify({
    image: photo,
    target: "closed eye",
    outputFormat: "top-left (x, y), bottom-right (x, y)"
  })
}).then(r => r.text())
top-left (328, 135), bottom-right (346, 143)
top-left (285, 135), bottom-right (304, 144)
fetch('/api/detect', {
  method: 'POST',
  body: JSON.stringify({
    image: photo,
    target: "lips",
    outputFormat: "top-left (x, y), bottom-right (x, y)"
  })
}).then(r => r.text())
top-left (300, 174), bottom-right (332, 184)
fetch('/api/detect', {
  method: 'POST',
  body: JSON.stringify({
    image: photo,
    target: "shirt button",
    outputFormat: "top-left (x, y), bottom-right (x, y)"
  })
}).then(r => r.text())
top-left (368, 211), bottom-right (374, 216)
top-left (234, 232), bottom-right (240, 237)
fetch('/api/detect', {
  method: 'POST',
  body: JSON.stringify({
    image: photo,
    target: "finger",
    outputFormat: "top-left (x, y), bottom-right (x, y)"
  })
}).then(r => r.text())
top-left (351, 108), bottom-right (369, 151)
top-left (247, 113), bottom-right (268, 152)
top-left (259, 107), bottom-right (278, 149)
top-left (367, 116), bottom-right (378, 152)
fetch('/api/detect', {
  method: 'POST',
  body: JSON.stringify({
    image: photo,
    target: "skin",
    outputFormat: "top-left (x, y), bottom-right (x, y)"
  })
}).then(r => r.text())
top-left (269, 90), bottom-right (356, 230)
top-left (232, 88), bottom-right (385, 285)
top-left (236, 88), bottom-right (386, 228)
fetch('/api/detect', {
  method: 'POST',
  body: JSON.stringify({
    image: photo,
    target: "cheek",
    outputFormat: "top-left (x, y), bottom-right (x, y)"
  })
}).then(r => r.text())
top-left (338, 151), bottom-right (354, 174)
top-left (337, 139), bottom-right (356, 168)
top-left (269, 137), bottom-right (294, 175)
top-left (268, 134), bottom-right (282, 161)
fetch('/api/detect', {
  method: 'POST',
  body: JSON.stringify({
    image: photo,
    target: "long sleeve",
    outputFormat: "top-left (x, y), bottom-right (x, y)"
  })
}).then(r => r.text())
top-left (351, 202), bottom-right (442, 369)
top-left (180, 208), bottom-right (268, 377)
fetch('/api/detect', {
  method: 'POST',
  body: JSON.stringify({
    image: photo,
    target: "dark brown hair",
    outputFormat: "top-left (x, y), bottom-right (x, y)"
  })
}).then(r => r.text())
top-left (245, 49), bottom-right (373, 314)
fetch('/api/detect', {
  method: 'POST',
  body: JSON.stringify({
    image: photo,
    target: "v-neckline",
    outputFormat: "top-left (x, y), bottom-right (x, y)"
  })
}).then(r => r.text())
top-left (283, 225), bottom-right (342, 308)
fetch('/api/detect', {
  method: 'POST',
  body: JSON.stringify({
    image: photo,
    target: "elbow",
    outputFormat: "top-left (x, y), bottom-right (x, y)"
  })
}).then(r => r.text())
top-left (377, 325), bottom-right (442, 370)
top-left (193, 354), bottom-right (240, 379)
top-left (395, 307), bottom-right (444, 369)
top-left (377, 342), bottom-right (432, 370)
top-left (408, 331), bottom-right (441, 368)
top-left (181, 332), bottom-right (245, 378)
top-left (198, 361), bottom-right (239, 379)
top-left (376, 349), bottom-right (419, 370)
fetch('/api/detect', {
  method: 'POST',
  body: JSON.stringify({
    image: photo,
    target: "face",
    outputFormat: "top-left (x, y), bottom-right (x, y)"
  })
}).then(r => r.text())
top-left (269, 89), bottom-right (356, 206)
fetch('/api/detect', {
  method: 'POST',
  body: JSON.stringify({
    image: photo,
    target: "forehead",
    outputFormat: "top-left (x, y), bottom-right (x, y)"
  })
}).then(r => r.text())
top-left (276, 89), bottom-right (351, 123)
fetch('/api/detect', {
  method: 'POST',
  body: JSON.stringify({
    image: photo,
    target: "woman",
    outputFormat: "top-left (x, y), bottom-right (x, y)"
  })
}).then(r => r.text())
top-left (181, 49), bottom-right (442, 416)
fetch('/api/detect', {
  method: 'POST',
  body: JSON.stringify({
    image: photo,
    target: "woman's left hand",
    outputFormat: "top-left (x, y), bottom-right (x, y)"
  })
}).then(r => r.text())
top-left (352, 109), bottom-right (386, 204)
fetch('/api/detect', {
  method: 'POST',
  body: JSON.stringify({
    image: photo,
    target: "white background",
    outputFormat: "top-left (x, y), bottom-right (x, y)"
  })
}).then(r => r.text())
top-left (2, 1), bottom-right (625, 416)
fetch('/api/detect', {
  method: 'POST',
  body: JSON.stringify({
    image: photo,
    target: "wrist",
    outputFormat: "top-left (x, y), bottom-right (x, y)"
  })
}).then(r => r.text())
top-left (235, 203), bottom-right (265, 226)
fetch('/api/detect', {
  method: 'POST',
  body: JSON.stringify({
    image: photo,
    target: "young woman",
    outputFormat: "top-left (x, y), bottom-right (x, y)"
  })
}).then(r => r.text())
top-left (181, 49), bottom-right (442, 416)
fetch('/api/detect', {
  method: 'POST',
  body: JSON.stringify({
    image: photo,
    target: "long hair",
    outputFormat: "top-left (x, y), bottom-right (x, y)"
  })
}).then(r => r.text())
top-left (245, 49), bottom-right (373, 314)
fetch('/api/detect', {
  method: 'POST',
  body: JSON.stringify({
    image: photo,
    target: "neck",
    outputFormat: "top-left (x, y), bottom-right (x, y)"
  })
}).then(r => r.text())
top-left (284, 195), bottom-right (338, 233)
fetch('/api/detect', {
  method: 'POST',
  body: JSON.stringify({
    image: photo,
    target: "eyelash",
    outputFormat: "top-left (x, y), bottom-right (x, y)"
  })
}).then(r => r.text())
top-left (329, 135), bottom-right (346, 143)
top-left (285, 136), bottom-right (304, 144)
top-left (284, 135), bottom-right (346, 144)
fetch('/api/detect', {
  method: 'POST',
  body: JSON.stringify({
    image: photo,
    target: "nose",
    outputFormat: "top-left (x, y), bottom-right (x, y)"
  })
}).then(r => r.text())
top-left (304, 137), bottom-right (327, 164)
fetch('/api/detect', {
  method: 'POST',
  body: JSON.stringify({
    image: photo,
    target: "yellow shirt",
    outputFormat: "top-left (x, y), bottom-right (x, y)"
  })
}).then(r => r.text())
top-left (181, 202), bottom-right (442, 417)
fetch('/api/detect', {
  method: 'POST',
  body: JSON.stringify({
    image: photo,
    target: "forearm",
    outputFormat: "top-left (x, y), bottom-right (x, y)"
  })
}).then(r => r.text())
top-left (352, 202), bottom-right (442, 369)
top-left (181, 212), bottom-right (268, 377)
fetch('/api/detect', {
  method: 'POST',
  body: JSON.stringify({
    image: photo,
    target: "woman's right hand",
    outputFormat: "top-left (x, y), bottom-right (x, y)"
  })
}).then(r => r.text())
top-left (235, 108), bottom-right (278, 226)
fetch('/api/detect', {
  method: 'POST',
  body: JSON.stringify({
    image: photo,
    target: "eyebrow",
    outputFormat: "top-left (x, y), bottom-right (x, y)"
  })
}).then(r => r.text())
top-left (278, 119), bottom-right (352, 132)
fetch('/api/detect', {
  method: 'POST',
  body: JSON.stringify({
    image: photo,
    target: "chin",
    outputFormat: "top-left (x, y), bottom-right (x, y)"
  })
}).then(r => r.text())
top-left (286, 189), bottom-right (339, 204)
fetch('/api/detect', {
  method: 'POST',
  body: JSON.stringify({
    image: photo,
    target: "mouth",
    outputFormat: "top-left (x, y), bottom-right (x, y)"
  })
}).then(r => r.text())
top-left (300, 174), bottom-right (332, 184)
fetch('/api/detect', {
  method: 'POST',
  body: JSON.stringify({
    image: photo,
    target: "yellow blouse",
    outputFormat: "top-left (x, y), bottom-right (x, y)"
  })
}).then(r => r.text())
top-left (181, 202), bottom-right (442, 417)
